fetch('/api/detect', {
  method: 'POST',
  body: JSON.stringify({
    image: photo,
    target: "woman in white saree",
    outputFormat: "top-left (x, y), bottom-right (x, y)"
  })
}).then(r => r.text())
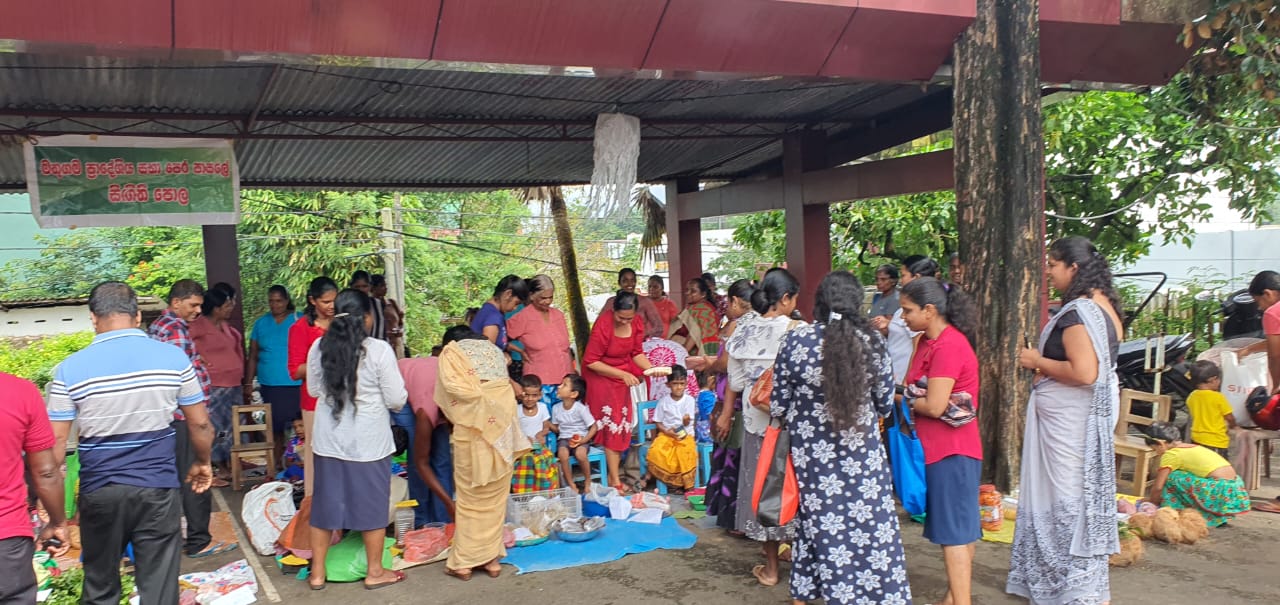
top-left (1008, 236), bottom-right (1124, 605)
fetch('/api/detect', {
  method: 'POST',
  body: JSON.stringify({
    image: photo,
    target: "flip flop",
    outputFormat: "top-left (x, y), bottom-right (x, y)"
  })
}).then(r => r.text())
top-left (211, 478), bottom-right (231, 488)
top-left (308, 581), bottom-right (326, 591)
top-left (778, 543), bottom-right (792, 562)
top-left (364, 569), bottom-right (406, 590)
top-left (187, 541), bottom-right (238, 559)
top-left (484, 560), bottom-right (502, 578)
top-left (751, 564), bottom-right (778, 587)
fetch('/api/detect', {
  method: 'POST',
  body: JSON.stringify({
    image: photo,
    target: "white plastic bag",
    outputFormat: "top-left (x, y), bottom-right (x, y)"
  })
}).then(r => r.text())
top-left (584, 483), bottom-right (618, 506)
top-left (240, 482), bottom-right (295, 556)
top-left (1220, 351), bottom-right (1271, 427)
top-left (608, 496), bottom-right (632, 519)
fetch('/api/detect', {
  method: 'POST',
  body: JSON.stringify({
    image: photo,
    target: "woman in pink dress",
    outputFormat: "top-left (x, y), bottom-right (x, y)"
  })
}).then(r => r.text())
top-left (506, 275), bottom-right (575, 408)
top-left (584, 291), bottom-right (654, 490)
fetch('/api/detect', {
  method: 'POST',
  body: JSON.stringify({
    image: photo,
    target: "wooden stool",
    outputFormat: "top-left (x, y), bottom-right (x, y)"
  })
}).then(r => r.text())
top-left (230, 404), bottom-right (276, 491)
top-left (1113, 389), bottom-right (1171, 498)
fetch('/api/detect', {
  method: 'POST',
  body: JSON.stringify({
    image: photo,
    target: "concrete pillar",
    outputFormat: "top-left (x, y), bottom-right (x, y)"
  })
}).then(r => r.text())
top-left (202, 224), bottom-right (245, 334)
top-left (664, 177), bottom-right (701, 308)
top-left (783, 131), bottom-right (830, 318)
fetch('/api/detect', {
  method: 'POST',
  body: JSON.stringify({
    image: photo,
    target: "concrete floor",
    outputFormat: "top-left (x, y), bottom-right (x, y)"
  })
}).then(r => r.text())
top-left (186, 477), bottom-right (1280, 605)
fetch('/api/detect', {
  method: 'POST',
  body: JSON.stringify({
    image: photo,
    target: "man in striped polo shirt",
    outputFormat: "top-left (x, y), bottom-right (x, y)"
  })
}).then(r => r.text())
top-left (48, 282), bottom-right (214, 605)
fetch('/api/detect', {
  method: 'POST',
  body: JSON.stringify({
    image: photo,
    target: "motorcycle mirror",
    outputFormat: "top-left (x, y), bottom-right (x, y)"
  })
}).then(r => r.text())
top-left (1193, 291), bottom-right (1216, 302)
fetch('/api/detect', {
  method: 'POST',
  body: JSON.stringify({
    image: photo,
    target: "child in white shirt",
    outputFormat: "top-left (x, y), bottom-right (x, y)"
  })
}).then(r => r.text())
top-left (552, 373), bottom-right (597, 493)
top-left (643, 365), bottom-right (699, 491)
top-left (512, 374), bottom-right (560, 493)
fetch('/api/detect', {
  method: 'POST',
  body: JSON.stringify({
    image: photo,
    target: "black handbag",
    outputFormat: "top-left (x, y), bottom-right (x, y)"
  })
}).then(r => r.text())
top-left (391, 424), bottom-right (410, 457)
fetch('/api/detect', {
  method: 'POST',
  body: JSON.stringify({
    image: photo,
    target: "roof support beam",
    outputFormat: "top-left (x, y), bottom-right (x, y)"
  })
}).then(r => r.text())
top-left (674, 148), bottom-right (954, 221)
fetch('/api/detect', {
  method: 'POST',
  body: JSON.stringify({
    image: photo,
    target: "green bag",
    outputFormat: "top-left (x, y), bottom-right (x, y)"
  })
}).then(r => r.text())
top-left (323, 532), bottom-right (395, 582)
top-left (64, 453), bottom-right (79, 519)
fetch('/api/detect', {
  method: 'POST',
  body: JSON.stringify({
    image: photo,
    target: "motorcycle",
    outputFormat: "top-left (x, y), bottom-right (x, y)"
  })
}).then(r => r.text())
top-left (1221, 288), bottom-right (1263, 340)
top-left (1110, 272), bottom-right (1195, 424)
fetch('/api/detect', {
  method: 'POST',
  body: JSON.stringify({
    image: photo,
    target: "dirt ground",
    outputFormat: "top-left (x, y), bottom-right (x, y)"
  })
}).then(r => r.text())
top-left (185, 474), bottom-right (1280, 605)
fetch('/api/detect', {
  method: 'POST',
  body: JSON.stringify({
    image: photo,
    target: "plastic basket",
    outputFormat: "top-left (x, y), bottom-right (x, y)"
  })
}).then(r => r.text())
top-left (506, 487), bottom-right (582, 525)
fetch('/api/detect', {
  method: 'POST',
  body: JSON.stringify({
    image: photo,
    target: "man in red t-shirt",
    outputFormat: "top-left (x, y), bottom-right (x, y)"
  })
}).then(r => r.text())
top-left (0, 371), bottom-right (68, 603)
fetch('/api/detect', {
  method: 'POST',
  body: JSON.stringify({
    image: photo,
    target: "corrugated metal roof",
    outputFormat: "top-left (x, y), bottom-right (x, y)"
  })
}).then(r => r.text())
top-left (0, 54), bottom-right (945, 188)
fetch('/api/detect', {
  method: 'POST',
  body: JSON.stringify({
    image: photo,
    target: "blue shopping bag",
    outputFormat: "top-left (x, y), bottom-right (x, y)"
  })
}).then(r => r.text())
top-left (886, 396), bottom-right (927, 516)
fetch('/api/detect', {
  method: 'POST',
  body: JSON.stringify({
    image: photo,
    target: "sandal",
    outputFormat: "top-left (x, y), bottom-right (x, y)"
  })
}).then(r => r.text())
top-left (751, 564), bottom-right (778, 587)
top-left (613, 483), bottom-right (633, 496)
top-left (187, 541), bottom-right (237, 559)
top-left (484, 559), bottom-right (502, 578)
top-left (364, 569), bottom-right (406, 590)
top-left (308, 581), bottom-right (326, 591)
top-left (445, 567), bottom-right (472, 582)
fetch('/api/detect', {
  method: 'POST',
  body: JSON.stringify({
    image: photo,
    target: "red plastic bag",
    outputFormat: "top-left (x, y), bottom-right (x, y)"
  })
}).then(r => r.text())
top-left (751, 422), bottom-right (798, 527)
top-left (402, 524), bottom-right (454, 563)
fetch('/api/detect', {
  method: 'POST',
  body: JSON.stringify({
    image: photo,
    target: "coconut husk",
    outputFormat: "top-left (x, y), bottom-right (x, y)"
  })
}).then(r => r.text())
top-left (1177, 508), bottom-right (1209, 544)
top-left (1128, 512), bottom-right (1155, 539)
top-left (1152, 507), bottom-right (1185, 544)
top-left (1110, 535), bottom-right (1146, 567)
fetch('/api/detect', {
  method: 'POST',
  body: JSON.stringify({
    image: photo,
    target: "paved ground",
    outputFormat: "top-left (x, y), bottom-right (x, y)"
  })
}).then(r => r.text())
top-left (186, 477), bottom-right (1280, 605)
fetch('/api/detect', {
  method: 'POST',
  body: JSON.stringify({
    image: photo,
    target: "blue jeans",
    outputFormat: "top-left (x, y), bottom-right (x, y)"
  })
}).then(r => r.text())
top-left (391, 406), bottom-right (455, 527)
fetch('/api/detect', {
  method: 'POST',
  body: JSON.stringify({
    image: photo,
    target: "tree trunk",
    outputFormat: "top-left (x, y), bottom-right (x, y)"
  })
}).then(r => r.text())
top-left (549, 187), bottom-right (592, 356)
top-left (953, 0), bottom-right (1045, 492)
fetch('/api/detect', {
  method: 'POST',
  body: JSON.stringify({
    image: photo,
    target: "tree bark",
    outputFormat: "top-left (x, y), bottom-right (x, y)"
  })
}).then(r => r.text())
top-left (549, 187), bottom-right (592, 357)
top-left (954, 0), bottom-right (1045, 492)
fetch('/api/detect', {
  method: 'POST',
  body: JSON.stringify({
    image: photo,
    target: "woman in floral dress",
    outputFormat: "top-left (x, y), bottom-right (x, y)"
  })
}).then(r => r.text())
top-left (771, 271), bottom-right (912, 605)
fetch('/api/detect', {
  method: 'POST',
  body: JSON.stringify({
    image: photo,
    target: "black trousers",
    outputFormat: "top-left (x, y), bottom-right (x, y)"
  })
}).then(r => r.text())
top-left (173, 419), bottom-right (212, 554)
top-left (80, 484), bottom-right (181, 605)
top-left (0, 536), bottom-right (35, 605)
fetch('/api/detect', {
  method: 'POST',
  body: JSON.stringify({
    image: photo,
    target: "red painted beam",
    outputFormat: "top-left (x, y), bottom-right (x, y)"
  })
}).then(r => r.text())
top-left (173, 0), bottom-right (441, 58)
top-left (675, 149), bottom-right (955, 221)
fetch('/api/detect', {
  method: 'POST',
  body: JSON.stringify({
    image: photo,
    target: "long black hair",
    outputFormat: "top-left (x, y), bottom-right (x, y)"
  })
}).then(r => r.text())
top-left (200, 284), bottom-right (233, 317)
top-left (900, 277), bottom-right (978, 344)
top-left (493, 274), bottom-right (530, 303)
top-left (901, 255), bottom-right (940, 279)
top-left (1049, 236), bottom-right (1124, 322)
top-left (303, 276), bottom-right (339, 324)
top-left (1249, 270), bottom-right (1280, 297)
top-left (727, 279), bottom-right (755, 305)
top-left (751, 268), bottom-right (800, 315)
top-left (814, 271), bottom-right (886, 432)
top-left (318, 289), bottom-right (374, 420)
top-left (268, 284), bottom-right (296, 312)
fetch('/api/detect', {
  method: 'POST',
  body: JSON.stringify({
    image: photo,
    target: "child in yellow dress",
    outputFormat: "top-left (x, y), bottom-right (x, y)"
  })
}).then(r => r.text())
top-left (643, 365), bottom-right (699, 491)
top-left (1186, 360), bottom-right (1237, 458)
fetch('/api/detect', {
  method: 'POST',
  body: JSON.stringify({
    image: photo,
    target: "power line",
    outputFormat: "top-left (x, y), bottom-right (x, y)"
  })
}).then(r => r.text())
top-left (244, 195), bottom-right (622, 274)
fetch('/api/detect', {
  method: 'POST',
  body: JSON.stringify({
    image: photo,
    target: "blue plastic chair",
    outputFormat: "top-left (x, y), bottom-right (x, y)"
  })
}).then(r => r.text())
top-left (547, 432), bottom-right (606, 488)
top-left (696, 441), bottom-right (713, 488)
top-left (634, 400), bottom-right (670, 495)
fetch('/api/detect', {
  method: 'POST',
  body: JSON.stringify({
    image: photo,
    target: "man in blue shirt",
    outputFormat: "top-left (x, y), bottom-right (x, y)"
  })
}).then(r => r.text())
top-left (48, 282), bottom-right (214, 605)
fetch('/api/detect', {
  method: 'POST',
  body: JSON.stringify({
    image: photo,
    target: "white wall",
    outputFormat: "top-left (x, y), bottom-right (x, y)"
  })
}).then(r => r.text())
top-left (0, 305), bottom-right (93, 337)
top-left (1123, 227), bottom-right (1279, 291)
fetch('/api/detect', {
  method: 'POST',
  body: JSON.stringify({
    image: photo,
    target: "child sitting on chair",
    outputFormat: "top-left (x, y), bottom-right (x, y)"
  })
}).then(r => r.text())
top-left (643, 365), bottom-right (699, 492)
top-left (552, 373), bottom-right (597, 493)
top-left (1186, 360), bottom-right (1237, 458)
top-left (512, 374), bottom-right (561, 493)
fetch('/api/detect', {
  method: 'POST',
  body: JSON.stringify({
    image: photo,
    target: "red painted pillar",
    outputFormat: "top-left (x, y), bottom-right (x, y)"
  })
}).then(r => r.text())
top-left (664, 178), bottom-right (701, 308)
top-left (202, 224), bottom-right (245, 334)
top-left (783, 131), bottom-right (830, 318)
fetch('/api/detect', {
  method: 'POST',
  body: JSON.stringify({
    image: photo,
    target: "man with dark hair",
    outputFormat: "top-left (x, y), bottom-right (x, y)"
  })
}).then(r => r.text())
top-left (49, 281), bottom-right (214, 605)
top-left (349, 270), bottom-right (372, 294)
top-left (869, 264), bottom-right (901, 319)
top-left (608, 268), bottom-right (664, 338)
top-left (0, 370), bottom-right (68, 604)
top-left (148, 280), bottom-right (231, 558)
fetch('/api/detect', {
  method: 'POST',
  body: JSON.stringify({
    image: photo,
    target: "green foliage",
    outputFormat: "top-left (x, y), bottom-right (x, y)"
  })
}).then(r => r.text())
top-left (1119, 270), bottom-right (1235, 355)
top-left (45, 565), bottom-right (135, 605)
top-left (1044, 86), bottom-right (1280, 265)
top-left (0, 332), bottom-right (94, 389)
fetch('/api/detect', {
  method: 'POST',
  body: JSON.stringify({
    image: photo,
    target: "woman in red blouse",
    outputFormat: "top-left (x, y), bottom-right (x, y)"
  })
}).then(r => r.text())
top-left (583, 291), bottom-right (654, 491)
top-left (900, 276), bottom-right (981, 605)
top-left (287, 276), bottom-right (338, 497)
